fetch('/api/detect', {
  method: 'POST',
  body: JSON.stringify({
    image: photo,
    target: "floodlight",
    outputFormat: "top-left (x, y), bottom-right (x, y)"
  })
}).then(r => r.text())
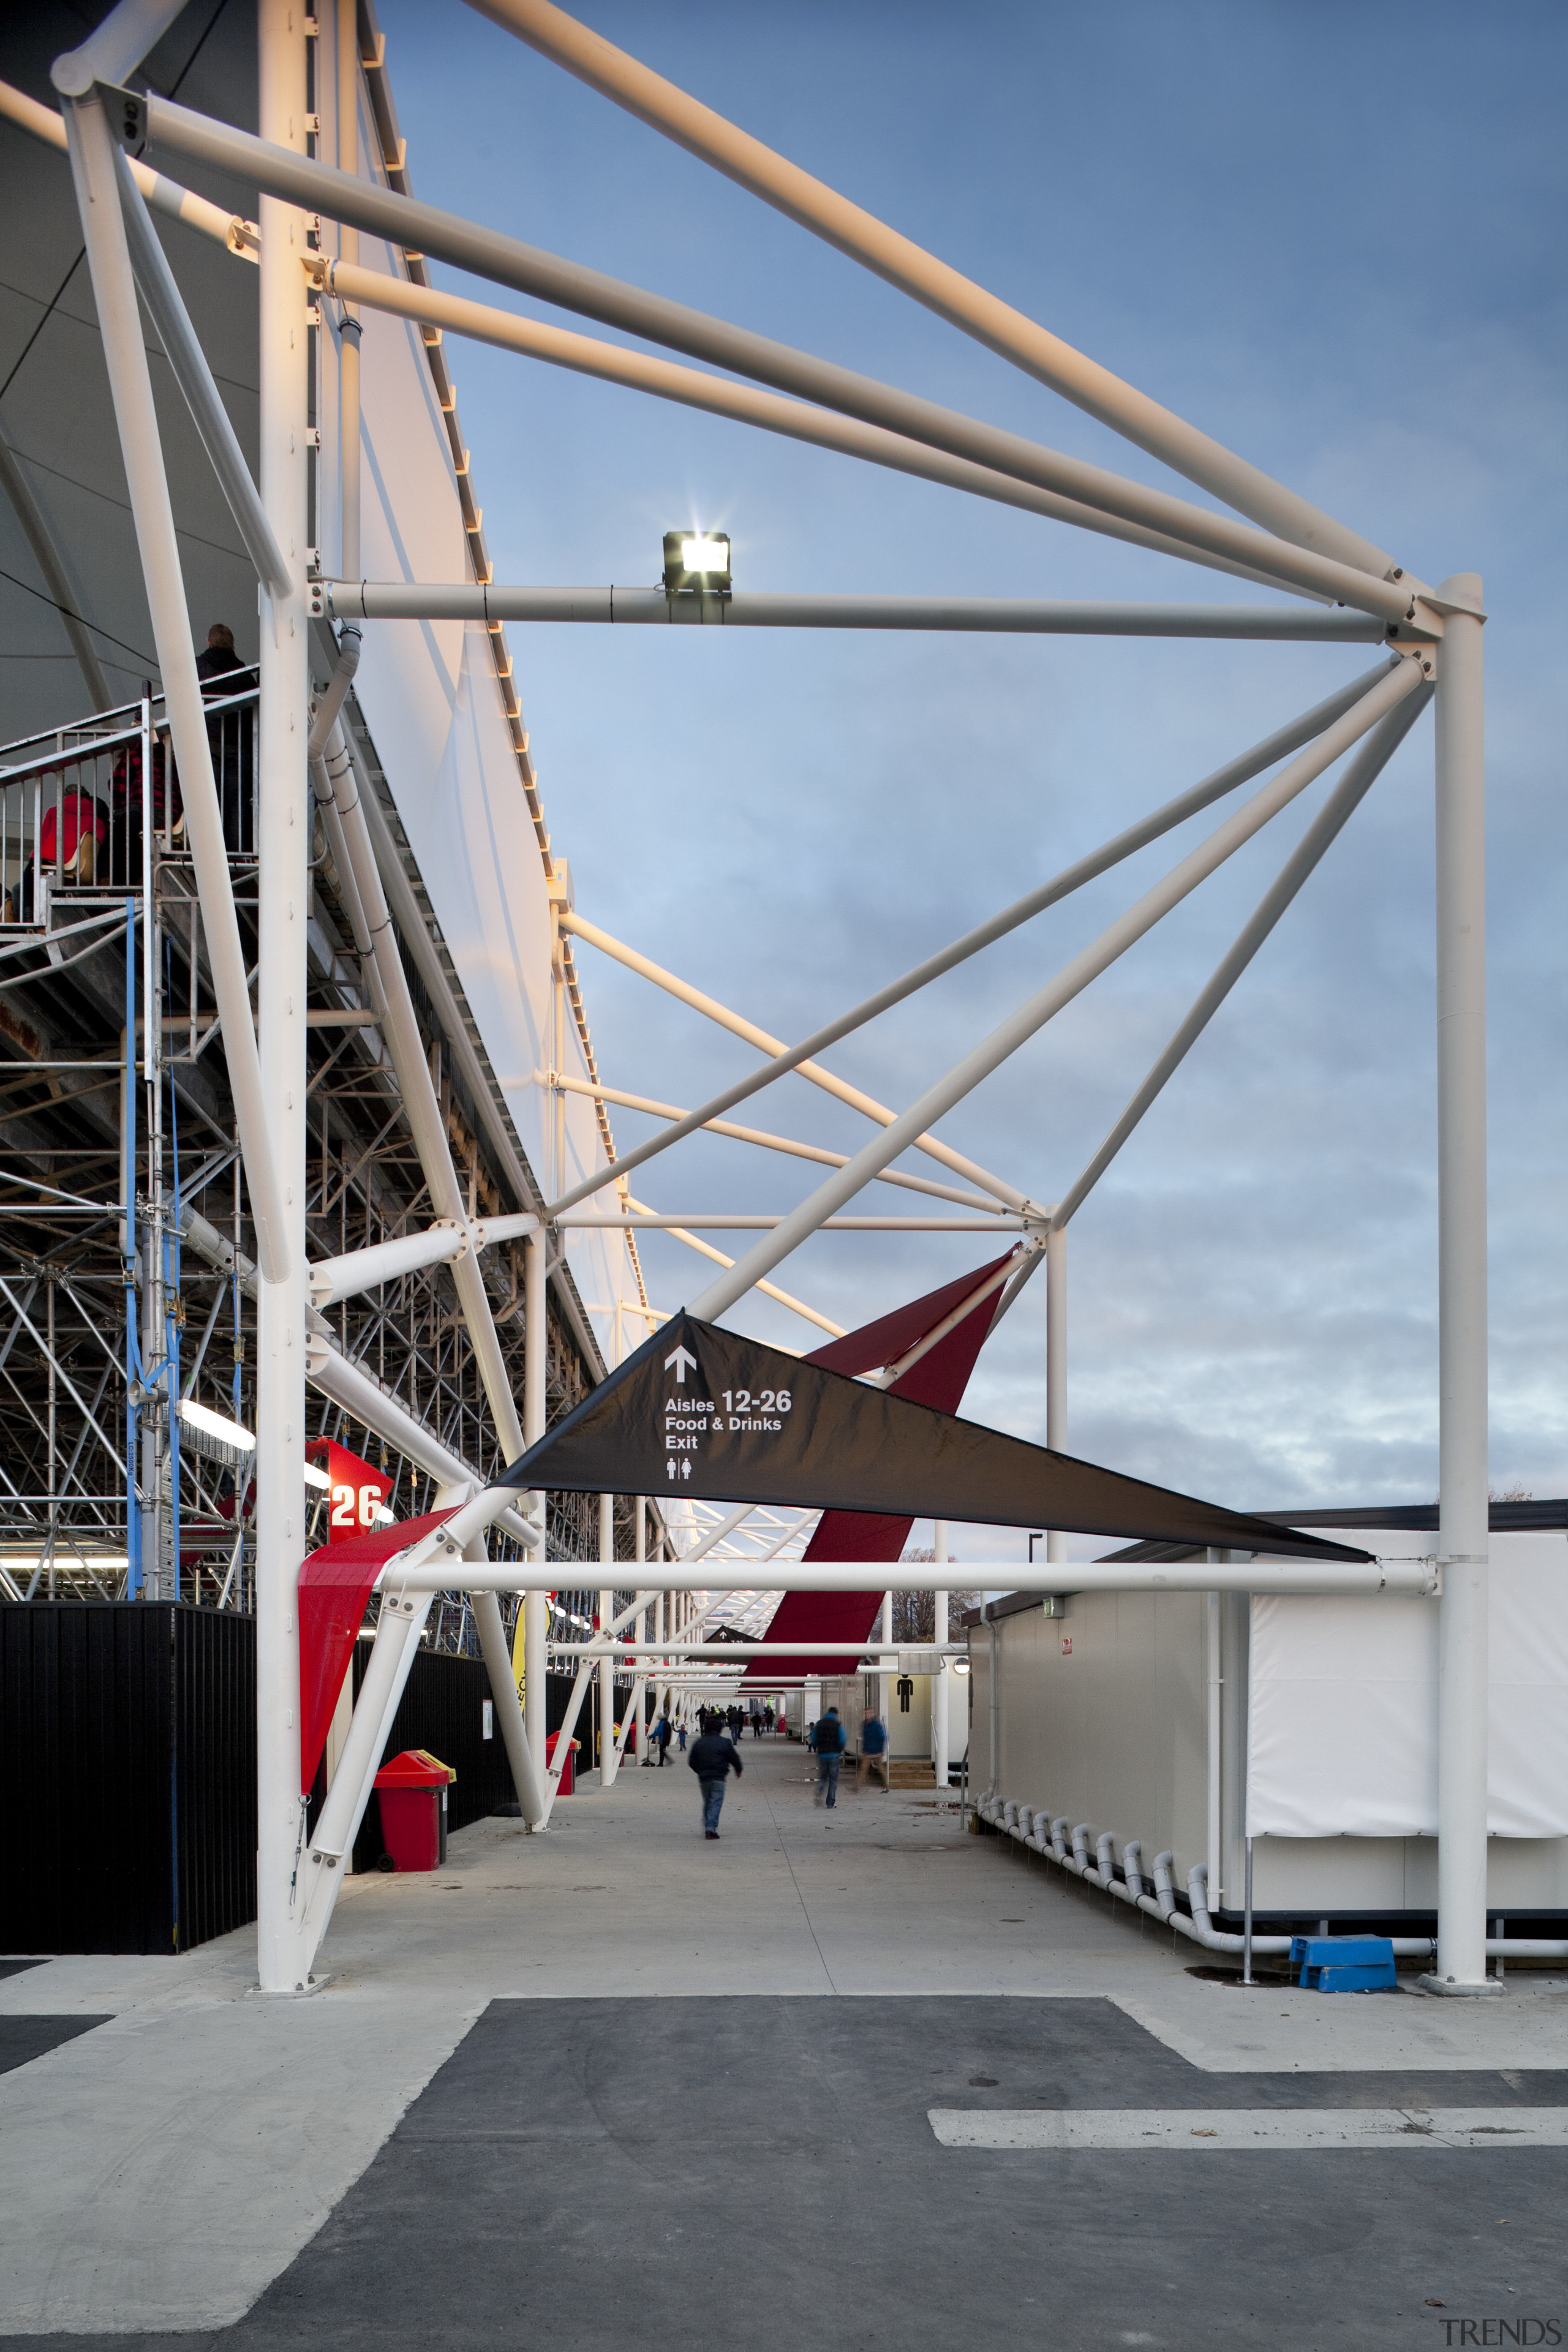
top-left (176, 1398), bottom-right (256, 1468)
top-left (662, 527), bottom-right (731, 596)
top-left (952, 1658), bottom-right (971, 1677)
top-left (303, 1461), bottom-right (331, 1490)
top-left (372, 1505), bottom-right (396, 1526)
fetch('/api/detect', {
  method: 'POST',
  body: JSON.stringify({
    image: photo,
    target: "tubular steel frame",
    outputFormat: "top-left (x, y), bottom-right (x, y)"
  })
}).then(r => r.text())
top-left (0, 0), bottom-right (1493, 1990)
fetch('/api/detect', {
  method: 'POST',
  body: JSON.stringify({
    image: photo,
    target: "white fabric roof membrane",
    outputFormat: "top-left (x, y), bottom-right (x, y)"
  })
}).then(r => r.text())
top-left (337, 235), bottom-right (641, 1369)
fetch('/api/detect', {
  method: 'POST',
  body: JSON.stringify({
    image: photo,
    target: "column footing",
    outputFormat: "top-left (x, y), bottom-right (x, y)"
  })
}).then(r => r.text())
top-left (1416, 1972), bottom-right (1506, 1998)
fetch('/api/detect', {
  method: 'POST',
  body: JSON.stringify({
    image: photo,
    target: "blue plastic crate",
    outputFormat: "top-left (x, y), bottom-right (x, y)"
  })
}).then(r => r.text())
top-left (1290, 1934), bottom-right (1396, 1992)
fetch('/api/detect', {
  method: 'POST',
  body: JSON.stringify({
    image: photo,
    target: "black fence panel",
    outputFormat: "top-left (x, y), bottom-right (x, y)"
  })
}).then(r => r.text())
top-left (173, 1608), bottom-right (257, 1952)
top-left (0, 1604), bottom-right (256, 1957)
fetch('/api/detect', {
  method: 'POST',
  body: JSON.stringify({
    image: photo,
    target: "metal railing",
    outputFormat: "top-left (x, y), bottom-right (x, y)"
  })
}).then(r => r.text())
top-left (0, 677), bottom-right (258, 930)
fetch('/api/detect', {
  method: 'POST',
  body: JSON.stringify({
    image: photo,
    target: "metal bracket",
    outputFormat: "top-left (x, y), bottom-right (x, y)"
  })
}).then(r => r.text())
top-left (97, 81), bottom-right (146, 157)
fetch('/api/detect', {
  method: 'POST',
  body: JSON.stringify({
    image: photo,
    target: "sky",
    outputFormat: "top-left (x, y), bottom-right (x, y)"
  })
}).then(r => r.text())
top-left (375, 0), bottom-right (1567, 1560)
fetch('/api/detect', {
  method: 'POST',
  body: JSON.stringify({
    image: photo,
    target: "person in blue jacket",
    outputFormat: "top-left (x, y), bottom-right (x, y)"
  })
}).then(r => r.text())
top-left (859, 1709), bottom-right (889, 1790)
top-left (810, 1706), bottom-right (846, 1809)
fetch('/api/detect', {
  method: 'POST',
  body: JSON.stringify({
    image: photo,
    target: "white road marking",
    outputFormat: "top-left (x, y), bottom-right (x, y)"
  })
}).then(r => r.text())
top-left (927, 2107), bottom-right (1568, 2150)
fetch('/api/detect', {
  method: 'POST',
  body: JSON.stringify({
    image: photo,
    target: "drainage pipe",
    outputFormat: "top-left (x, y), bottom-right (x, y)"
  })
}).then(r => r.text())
top-left (978, 1792), bottom-right (1567, 1963)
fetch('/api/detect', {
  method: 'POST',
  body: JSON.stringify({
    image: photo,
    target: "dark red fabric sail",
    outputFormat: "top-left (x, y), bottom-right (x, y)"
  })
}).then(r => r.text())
top-left (744, 1255), bottom-right (1014, 1679)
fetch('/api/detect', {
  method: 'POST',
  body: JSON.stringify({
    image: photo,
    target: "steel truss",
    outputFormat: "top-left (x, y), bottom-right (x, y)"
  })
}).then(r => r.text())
top-left (0, 0), bottom-right (1496, 1994)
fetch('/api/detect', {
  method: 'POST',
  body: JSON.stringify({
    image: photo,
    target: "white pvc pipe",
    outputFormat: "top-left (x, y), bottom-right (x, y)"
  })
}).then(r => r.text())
top-left (1431, 576), bottom-right (1493, 1994)
top-left (58, 91), bottom-right (290, 1285)
top-left (322, 582), bottom-right (1380, 642)
top-left (472, 0), bottom-right (1401, 585)
top-left (691, 657), bottom-right (1426, 1320)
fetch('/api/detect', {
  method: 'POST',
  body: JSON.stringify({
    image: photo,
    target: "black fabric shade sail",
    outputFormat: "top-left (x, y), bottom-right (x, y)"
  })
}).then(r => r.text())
top-left (499, 1313), bottom-right (1371, 1564)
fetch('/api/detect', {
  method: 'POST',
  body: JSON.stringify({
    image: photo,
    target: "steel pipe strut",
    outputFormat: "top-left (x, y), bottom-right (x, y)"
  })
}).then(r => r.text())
top-left (538, 660), bottom-right (1397, 1222)
top-left (138, 91), bottom-right (1412, 620)
top-left (689, 657), bottom-right (1426, 1321)
top-left (469, 0), bottom-right (1403, 583)
top-left (310, 256), bottom-right (1340, 599)
top-left (51, 0), bottom-right (191, 95)
top-left (320, 582), bottom-right (1382, 642)
top-left (1430, 576), bottom-right (1494, 1996)
top-left (1055, 685), bottom-right (1433, 1231)
top-left (113, 146), bottom-right (290, 595)
top-left (379, 1550), bottom-right (1436, 1597)
top-left (58, 91), bottom-right (290, 1285)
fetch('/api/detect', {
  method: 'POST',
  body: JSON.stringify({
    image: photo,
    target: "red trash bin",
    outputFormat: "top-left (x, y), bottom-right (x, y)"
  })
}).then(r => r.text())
top-left (372, 1749), bottom-right (455, 1870)
top-left (545, 1730), bottom-right (579, 1795)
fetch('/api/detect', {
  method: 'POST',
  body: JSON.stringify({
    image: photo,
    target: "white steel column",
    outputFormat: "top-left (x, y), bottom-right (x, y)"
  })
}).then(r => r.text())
top-left (932, 1518), bottom-right (949, 1790)
top-left (635, 1498), bottom-right (649, 1762)
top-left (879, 1589), bottom-right (892, 1746)
top-left (521, 1229), bottom-right (547, 1777)
top-left (255, 0), bottom-right (311, 1994)
top-left (1431, 576), bottom-right (1493, 1993)
top-left (1046, 1223), bottom-right (1067, 1564)
top-left (598, 1491), bottom-right (617, 1786)
top-left (335, 0), bottom-right (361, 578)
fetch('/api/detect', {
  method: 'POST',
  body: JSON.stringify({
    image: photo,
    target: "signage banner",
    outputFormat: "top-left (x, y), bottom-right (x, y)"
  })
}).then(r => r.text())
top-left (498, 1310), bottom-right (1371, 1562)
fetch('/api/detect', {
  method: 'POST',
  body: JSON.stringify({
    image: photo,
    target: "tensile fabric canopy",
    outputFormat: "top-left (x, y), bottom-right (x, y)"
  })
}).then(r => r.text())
top-left (499, 1309), bottom-right (1370, 1564)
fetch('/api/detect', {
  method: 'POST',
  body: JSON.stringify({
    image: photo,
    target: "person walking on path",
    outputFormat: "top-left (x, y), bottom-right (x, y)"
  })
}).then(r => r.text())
top-left (676, 1720), bottom-right (688, 1753)
top-left (859, 1709), bottom-right (889, 1790)
top-left (653, 1713), bottom-right (673, 1766)
top-left (688, 1721), bottom-right (743, 1838)
top-left (811, 1707), bottom-right (846, 1809)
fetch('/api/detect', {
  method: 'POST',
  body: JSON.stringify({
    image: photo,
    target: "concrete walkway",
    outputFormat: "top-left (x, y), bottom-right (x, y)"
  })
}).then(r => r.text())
top-left (3, 1741), bottom-right (1566, 2339)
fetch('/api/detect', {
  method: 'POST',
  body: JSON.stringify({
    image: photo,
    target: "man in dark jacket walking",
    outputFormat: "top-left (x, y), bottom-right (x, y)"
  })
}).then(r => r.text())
top-left (688, 1723), bottom-right (744, 1838)
top-left (811, 1707), bottom-right (846, 1809)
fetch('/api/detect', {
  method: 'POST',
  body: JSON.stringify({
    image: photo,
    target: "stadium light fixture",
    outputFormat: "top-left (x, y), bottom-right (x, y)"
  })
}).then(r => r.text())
top-left (663, 528), bottom-right (731, 595)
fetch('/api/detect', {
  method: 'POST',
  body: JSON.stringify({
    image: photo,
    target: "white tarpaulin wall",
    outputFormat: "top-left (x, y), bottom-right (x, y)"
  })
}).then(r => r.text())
top-left (320, 230), bottom-right (641, 1368)
top-left (1247, 1531), bottom-right (1568, 1838)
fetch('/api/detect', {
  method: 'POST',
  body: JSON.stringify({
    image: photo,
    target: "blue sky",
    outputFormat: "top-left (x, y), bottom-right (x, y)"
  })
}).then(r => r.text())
top-left (377, 1), bottom-right (1567, 1554)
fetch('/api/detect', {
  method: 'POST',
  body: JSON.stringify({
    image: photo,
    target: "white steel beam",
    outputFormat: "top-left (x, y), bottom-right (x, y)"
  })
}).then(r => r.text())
top-left (559, 913), bottom-right (1031, 1212)
top-left (473, 0), bottom-right (1402, 582)
top-left (386, 1551), bottom-right (1437, 1599)
top-left (0, 424), bottom-right (111, 710)
top-left (56, 89), bottom-right (290, 1283)
top-left (113, 146), bottom-right (290, 594)
top-left (1430, 576), bottom-right (1493, 1995)
top-left (322, 582), bottom-right (1381, 642)
top-left (252, 0), bottom-right (311, 1997)
top-left (555, 1074), bottom-right (1003, 1212)
top-left (619, 1193), bottom-right (844, 1341)
top-left (540, 662), bottom-right (1396, 1220)
top-left (689, 658), bottom-right (1427, 1320)
top-left (140, 94), bottom-right (1415, 621)
top-left (308, 257), bottom-right (1335, 599)
top-left (1054, 685), bottom-right (1433, 1233)
top-left (50, 0), bottom-right (192, 94)
top-left (0, 75), bottom-right (258, 254)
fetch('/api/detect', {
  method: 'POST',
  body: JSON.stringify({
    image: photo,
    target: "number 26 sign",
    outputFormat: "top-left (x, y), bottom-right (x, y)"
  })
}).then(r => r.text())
top-left (306, 1437), bottom-right (393, 1544)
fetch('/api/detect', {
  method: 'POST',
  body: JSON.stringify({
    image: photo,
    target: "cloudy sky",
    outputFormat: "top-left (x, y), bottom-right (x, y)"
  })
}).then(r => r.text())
top-left (377, 0), bottom-right (1566, 1556)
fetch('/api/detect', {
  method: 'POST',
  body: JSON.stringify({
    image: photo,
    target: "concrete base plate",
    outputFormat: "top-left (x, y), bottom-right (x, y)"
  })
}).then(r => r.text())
top-left (1417, 1972), bottom-right (1507, 1997)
